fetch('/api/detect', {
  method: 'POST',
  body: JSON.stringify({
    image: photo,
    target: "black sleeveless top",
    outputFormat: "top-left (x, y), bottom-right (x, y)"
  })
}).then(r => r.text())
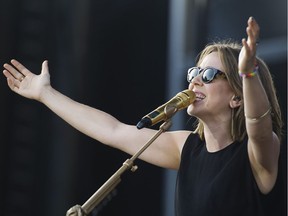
top-left (175, 133), bottom-right (285, 216)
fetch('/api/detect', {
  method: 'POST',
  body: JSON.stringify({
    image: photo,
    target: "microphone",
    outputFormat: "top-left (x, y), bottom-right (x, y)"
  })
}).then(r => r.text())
top-left (136, 89), bottom-right (195, 129)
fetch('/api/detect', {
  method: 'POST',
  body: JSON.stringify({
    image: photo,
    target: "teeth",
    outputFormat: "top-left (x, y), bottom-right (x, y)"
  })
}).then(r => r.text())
top-left (195, 93), bottom-right (205, 100)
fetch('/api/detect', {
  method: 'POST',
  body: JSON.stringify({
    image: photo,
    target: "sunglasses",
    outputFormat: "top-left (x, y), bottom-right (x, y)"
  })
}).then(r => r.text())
top-left (187, 67), bottom-right (226, 84)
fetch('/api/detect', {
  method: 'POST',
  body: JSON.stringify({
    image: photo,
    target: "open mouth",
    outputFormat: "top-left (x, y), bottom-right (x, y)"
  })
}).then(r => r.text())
top-left (195, 92), bottom-right (206, 101)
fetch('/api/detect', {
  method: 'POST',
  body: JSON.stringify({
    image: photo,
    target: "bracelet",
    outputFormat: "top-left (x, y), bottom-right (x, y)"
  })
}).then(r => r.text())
top-left (245, 107), bottom-right (272, 121)
top-left (239, 65), bottom-right (259, 78)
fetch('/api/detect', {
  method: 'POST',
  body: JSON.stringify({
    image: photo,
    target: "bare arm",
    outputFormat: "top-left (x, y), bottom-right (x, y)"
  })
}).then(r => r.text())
top-left (238, 17), bottom-right (280, 193)
top-left (3, 60), bottom-right (190, 169)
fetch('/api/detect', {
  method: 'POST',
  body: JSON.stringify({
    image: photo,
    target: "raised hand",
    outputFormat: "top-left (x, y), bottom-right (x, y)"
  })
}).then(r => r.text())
top-left (3, 59), bottom-right (51, 101)
top-left (238, 17), bottom-right (260, 73)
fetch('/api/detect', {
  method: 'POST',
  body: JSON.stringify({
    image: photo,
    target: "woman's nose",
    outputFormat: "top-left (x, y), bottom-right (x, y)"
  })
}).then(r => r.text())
top-left (188, 76), bottom-right (203, 90)
top-left (190, 74), bottom-right (203, 87)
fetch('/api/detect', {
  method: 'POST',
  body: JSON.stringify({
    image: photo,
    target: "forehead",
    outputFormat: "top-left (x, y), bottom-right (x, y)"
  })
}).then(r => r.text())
top-left (199, 52), bottom-right (224, 72)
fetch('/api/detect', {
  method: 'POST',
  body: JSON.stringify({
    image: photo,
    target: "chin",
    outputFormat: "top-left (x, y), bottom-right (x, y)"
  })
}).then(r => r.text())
top-left (187, 104), bottom-right (202, 118)
top-left (187, 105), bottom-right (194, 116)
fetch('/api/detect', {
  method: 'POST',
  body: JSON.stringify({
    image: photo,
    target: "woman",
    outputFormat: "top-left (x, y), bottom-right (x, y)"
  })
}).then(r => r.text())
top-left (3, 17), bottom-right (283, 215)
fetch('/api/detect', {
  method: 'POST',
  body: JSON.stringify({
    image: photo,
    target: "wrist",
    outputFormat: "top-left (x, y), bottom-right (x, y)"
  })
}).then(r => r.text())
top-left (39, 85), bottom-right (54, 103)
top-left (238, 65), bottom-right (259, 78)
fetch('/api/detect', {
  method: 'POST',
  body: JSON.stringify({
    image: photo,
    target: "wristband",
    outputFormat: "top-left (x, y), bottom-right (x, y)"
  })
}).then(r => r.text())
top-left (239, 65), bottom-right (259, 78)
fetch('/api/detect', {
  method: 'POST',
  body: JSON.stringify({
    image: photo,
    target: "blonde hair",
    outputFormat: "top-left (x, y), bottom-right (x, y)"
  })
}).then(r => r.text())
top-left (192, 40), bottom-right (283, 142)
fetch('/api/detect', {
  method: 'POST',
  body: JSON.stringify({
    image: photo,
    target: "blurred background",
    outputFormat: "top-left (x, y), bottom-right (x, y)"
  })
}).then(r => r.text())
top-left (0, 0), bottom-right (286, 216)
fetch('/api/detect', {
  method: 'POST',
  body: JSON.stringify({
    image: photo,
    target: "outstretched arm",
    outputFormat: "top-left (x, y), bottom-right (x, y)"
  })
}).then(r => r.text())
top-left (3, 60), bottom-right (190, 169)
top-left (238, 17), bottom-right (280, 193)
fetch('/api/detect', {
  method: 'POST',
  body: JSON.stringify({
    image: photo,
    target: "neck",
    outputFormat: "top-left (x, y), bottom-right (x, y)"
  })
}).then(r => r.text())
top-left (203, 121), bottom-right (233, 152)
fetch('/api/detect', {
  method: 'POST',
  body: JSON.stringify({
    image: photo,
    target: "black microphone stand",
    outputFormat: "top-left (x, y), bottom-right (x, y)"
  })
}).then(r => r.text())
top-left (66, 105), bottom-right (178, 216)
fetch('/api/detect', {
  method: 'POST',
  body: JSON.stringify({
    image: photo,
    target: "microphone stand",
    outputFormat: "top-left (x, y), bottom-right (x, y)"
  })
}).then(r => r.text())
top-left (66, 105), bottom-right (178, 216)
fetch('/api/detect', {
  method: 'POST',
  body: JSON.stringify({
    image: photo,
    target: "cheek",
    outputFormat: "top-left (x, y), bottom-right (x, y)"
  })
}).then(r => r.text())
top-left (207, 84), bottom-right (233, 106)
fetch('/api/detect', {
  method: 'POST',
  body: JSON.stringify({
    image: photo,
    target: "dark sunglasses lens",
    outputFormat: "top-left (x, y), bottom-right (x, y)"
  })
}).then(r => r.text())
top-left (202, 68), bottom-right (216, 83)
top-left (187, 68), bottom-right (199, 82)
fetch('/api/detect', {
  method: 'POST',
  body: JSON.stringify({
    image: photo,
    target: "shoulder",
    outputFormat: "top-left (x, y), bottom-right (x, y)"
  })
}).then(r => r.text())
top-left (177, 132), bottom-right (203, 159)
top-left (164, 131), bottom-right (200, 168)
top-left (181, 132), bottom-right (201, 149)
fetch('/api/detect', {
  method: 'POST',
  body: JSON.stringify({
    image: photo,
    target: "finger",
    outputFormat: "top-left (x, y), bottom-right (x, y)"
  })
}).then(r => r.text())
top-left (5, 74), bottom-right (21, 92)
top-left (246, 27), bottom-right (257, 44)
top-left (242, 38), bottom-right (254, 57)
top-left (242, 38), bottom-right (249, 51)
top-left (3, 69), bottom-right (16, 80)
top-left (249, 17), bottom-right (260, 32)
top-left (247, 17), bottom-right (260, 42)
top-left (3, 63), bottom-right (25, 81)
top-left (246, 27), bottom-right (258, 53)
top-left (11, 59), bottom-right (31, 77)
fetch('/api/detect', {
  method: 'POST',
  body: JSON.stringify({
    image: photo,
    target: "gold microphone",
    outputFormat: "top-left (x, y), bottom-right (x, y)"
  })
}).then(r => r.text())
top-left (136, 89), bottom-right (195, 129)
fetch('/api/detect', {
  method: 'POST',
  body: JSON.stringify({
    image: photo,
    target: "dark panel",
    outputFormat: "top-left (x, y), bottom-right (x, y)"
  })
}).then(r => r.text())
top-left (73, 1), bottom-right (169, 215)
top-left (0, 0), bottom-right (169, 216)
top-left (207, 0), bottom-right (287, 40)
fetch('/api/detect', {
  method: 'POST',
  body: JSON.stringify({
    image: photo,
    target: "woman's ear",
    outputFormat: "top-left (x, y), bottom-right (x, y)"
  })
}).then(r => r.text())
top-left (230, 95), bottom-right (241, 108)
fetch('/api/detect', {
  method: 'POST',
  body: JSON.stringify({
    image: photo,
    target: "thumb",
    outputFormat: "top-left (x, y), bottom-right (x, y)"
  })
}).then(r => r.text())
top-left (41, 60), bottom-right (49, 75)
